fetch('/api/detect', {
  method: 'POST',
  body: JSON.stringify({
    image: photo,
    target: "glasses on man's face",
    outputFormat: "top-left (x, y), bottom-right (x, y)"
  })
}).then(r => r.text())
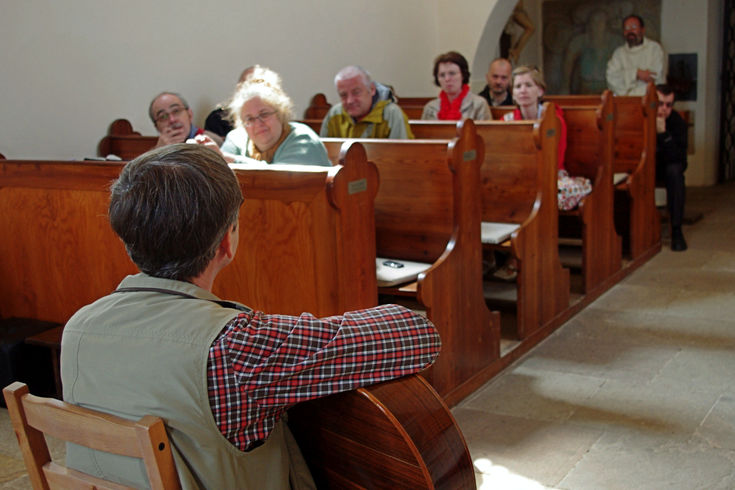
top-left (155, 105), bottom-right (187, 124)
top-left (658, 101), bottom-right (674, 108)
top-left (244, 110), bottom-right (277, 127)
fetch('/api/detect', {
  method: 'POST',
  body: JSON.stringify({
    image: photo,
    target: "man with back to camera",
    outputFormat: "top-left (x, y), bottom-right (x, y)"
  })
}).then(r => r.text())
top-left (655, 84), bottom-right (688, 251)
top-left (60, 144), bottom-right (440, 488)
top-left (149, 91), bottom-right (223, 148)
top-left (320, 65), bottom-right (414, 138)
top-left (478, 57), bottom-right (513, 106)
top-left (606, 14), bottom-right (665, 96)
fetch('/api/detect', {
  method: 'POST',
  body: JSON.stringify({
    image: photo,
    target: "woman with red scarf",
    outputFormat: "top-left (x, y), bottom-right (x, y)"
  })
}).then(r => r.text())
top-left (421, 51), bottom-right (492, 121)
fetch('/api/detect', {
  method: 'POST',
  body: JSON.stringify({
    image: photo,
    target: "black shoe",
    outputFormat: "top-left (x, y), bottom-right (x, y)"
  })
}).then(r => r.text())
top-left (671, 228), bottom-right (688, 252)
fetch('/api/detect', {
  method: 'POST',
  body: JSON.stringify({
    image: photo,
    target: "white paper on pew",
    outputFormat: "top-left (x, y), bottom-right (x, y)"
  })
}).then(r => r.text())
top-left (376, 257), bottom-right (432, 287)
top-left (481, 222), bottom-right (520, 244)
top-left (613, 172), bottom-right (628, 185)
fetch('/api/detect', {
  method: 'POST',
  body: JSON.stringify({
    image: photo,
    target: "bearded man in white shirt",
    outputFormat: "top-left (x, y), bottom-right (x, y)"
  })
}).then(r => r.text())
top-left (606, 14), bottom-right (666, 96)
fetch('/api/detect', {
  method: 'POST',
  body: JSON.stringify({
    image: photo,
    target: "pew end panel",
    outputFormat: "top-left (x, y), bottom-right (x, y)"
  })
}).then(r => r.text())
top-left (415, 120), bottom-right (501, 404)
top-left (612, 84), bottom-right (661, 259)
top-left (477, 109), bottom-right (570, 340)
top-left (557, 91), bottom-right (622, 293)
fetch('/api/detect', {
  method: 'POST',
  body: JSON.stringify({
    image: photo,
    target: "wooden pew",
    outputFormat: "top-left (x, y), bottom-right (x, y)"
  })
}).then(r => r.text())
top-left (323, 120), bottom-right (502, 404)
top-left (303, 93), bottom-right (331, 119)
top-left (490, 98), bottom-right (622, 294)
top-left (557, 92), bottom-right (622, 294)
top-left (97, 119), bottom-right (157, 160)
top-left (301, 118), bottom-right (323, 134)
top-left (0, 149), bottom-right (378, 322)
top-left (0, 151), bottom-right (475, 488)
top-left (410, 106), bottom-right (570, 340)
top-left (547, 84), bottom-right (661, 261)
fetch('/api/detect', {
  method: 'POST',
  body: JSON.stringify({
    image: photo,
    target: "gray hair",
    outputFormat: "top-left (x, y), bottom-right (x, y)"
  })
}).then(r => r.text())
top-left (334, 65), bottom-right (374, 90)
top-left (148, 92), bottom-right (190, 124)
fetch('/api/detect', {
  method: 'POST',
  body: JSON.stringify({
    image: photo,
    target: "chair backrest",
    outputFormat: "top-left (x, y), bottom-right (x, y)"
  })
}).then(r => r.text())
top-left (3, 381), bottom-right (180, 489)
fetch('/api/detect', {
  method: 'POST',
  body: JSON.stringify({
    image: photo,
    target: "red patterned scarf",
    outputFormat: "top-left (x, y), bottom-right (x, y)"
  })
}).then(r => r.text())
top-left (437, 84), bottom-right (470, 120)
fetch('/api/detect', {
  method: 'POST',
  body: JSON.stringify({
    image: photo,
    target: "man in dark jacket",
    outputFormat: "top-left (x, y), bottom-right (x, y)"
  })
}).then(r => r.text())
top-left (655, 84), bottom-right (688, 251)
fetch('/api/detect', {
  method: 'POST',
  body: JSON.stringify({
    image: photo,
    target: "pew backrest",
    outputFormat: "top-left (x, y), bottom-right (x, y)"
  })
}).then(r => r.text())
top-left (97, 119), bottom-right (156, 160)
top-left (322, 138), bottom-right (455, 263)
top-left (410, 106), bottom-right (559, 227)
top-left (0, 146), bottom-right (378, 322)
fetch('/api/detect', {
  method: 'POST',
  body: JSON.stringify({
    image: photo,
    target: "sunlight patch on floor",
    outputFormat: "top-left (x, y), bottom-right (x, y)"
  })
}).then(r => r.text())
top-left (474, 458), bottom-right (548, 489)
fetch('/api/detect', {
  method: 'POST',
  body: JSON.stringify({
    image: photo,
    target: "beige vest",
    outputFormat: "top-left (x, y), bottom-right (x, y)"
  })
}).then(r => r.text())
top-left (61, 274), bottom-right (291, 489)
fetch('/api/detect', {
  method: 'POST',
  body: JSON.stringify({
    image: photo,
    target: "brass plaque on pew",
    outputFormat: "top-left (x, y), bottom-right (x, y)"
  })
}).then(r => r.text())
top-left (348, 178), bottom-right (367, 195)
top-left (463, 149), bottom-right (476, 161)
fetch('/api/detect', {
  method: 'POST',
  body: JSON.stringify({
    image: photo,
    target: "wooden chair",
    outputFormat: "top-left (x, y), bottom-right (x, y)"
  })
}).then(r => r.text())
top-left (3, 381), bottom-right (180, 489)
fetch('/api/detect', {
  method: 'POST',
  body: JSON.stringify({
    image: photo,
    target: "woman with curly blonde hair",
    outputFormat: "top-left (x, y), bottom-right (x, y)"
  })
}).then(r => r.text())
top-left (194, 67), bottom-right (329, 166)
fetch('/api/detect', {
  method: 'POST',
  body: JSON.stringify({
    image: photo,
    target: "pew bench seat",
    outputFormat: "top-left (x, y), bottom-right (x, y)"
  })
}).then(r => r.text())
top-left (481, 222), bottom-right (521, 245)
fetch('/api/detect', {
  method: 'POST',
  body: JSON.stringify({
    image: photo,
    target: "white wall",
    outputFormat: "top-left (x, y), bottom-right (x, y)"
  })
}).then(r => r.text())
top-left (661, 0), bottom-right (723, 186)
top-left (1, 0), bottom-right (724, 185)
top-left (0, 0), bottom-right (441, 159)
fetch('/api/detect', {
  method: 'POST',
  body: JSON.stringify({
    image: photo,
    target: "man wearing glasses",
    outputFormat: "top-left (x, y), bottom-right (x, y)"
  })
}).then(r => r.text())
top-left (149, 92), bottom-right (222, 148)
top-left (606, 14), bottom-right (665, 96)
top-left (655, 84), bottom-right (688, 251)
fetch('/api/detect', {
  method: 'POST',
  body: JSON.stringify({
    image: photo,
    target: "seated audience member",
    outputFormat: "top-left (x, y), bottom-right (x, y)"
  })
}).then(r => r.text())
top-left (494, 66), bottom-right (590, 280)
top-left (320, 65), bottom-right (413, 139)
top-left (195, 68), bottom-right (330, 165)
top-left (503, 66), bottom-right (567, 170)
top-left (204, 65), bottom-right (278, 138)
top-left (60, 144), bottom-right (441, 488)
top-left (421, 51), bottom-right (492, 121)
top-left (150, 92), bottom-right (222, 148)
top-left (655, 84), bottom-right (688, 251)
top-left (479, 58), bottom-right (514, 107)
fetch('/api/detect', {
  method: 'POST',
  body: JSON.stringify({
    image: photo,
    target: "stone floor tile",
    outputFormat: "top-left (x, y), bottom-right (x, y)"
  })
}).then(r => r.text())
top-left (518, 332), bottom-right (679, 384)
top-left (558, 429), bottom-right (735, 490)
top-left (567, 376), bottom-right (721, 439)
top-left (653, 348), bottom-right (735, 395)
top-left (453, 408), bottom-right (602, 488)
top-left (585, 283), bottom-right (680, 315)
top-left (694, 393), bottom-right (735, 450)
top-left (460, 368), bottom-right (605, 422)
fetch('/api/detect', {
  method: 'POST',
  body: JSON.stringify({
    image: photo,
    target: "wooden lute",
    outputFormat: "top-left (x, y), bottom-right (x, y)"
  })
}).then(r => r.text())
top-left (288, 374), bottom-right (475, 489)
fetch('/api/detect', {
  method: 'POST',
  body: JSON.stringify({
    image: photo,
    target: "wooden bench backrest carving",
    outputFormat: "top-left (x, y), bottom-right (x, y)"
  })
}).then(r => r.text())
top-left (0, 147), bottom-right (378, 322)
top-left (97, 119), bottom-right (157, 160)
top-left (303, 93), bottom-right (331, 119)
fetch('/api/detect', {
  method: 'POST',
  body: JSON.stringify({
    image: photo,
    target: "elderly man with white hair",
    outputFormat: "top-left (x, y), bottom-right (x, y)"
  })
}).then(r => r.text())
top-left (320, 65), bottom-right (413, 139)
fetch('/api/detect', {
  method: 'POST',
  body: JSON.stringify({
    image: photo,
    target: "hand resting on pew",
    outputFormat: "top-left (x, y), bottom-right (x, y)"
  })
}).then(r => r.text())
top-left (187, 133), bottom-right (237, 163)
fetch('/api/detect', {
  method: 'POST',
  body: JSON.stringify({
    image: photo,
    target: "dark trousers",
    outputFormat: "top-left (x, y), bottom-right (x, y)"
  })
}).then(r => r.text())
top-left (658, 162), bottom-right (686, 229)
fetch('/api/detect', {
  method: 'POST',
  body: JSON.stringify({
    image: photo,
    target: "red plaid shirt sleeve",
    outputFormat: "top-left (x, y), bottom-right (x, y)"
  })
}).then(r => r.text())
top-left (207, 303), bottom-right (441, 451)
